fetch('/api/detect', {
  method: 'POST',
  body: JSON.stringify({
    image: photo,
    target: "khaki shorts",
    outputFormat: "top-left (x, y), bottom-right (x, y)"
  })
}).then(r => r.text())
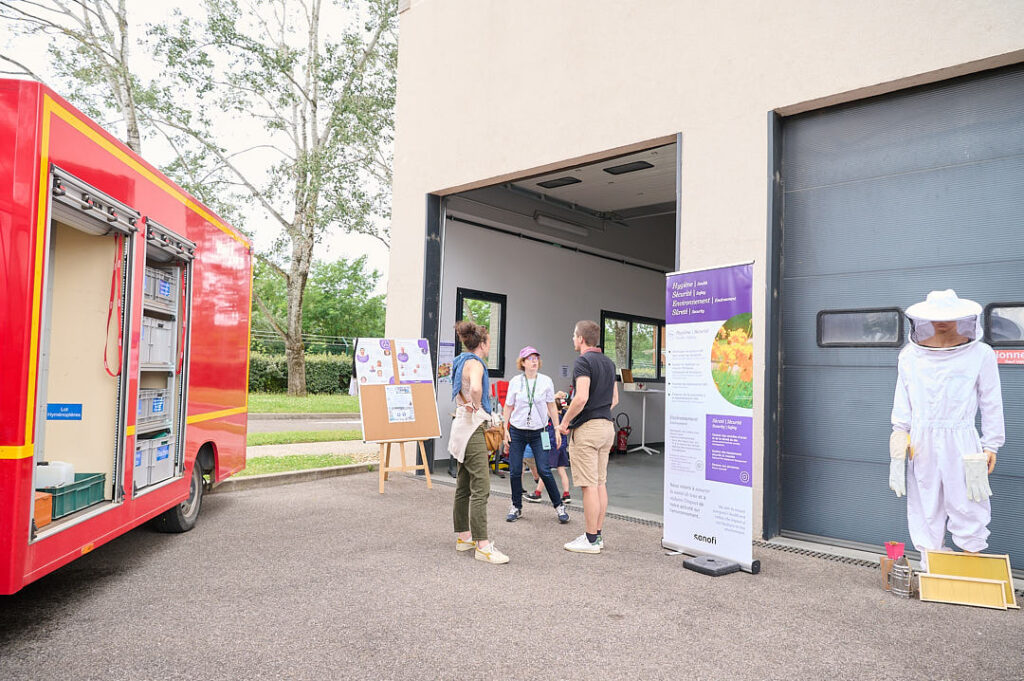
top-left (568, 419), bottom-right (615, 487)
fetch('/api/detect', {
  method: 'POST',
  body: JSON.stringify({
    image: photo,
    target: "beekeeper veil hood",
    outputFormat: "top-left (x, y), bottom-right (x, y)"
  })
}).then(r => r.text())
top-left (904, 289), bottom-right (983, 348)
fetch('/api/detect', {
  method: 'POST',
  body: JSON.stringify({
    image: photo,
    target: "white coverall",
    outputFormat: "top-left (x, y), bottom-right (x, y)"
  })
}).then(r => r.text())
top-left (890, 316), bottom-right (1005, 554)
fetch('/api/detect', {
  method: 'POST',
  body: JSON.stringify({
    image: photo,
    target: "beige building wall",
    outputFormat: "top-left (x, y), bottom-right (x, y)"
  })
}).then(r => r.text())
top-left (386, 0), bottom-right (1024, 533)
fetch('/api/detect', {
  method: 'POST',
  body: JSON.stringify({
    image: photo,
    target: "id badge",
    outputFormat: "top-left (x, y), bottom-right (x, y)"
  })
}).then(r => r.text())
top-left (540, 431), bottom-right (552, 450)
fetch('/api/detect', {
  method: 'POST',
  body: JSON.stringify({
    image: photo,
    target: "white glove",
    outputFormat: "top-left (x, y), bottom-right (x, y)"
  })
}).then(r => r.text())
top-left (888, 431), bottom-right (908, 498)
top-left (962, 453), bottom-right (992, 503)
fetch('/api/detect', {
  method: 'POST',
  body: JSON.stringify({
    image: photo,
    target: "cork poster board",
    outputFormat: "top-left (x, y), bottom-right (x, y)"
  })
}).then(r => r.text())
top-left (355, 338), bottom-right (441, 442)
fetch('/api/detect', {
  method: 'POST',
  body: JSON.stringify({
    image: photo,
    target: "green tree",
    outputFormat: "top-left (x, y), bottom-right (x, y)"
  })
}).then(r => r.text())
top-left (304, 256), bottom-right (385, 339)
top-left (0, 0), bottom-right (145, 152)
top-left (151, 0), bottom-right (397, 396)
top-left (252, 256), bottom-right (384, 346)
top-left (3, 0), bottom-right (397, 396)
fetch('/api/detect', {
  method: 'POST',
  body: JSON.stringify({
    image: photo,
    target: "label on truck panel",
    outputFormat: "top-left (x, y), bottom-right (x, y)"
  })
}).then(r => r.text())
top-left (156, 445), bottom-right (170, 462)
top-left (46, 403), bottom-right (82, 420)
top-left (159, 280), bottom-right (171, 297)
top-left (152, 398), bottom-right (164, 413)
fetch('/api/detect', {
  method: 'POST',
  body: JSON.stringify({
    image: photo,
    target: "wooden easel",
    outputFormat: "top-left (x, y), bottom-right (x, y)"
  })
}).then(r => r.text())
top-left (377, 438), bottom-right (433, 494)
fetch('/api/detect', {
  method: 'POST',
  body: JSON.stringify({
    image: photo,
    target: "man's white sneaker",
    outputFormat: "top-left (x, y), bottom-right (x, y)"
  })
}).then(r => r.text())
top-left (455, 537), bottom-right (476, 552)
top-left (475, 543), bottom-right (510, 564)
top-left (564, 534), bottom-right (601, 554)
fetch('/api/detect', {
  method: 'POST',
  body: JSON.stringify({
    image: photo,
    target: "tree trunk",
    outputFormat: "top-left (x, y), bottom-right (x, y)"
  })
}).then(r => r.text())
top-left (285, 336), bottom-right (307, 397)
top-left (284, 232), bottom-right (312, 396)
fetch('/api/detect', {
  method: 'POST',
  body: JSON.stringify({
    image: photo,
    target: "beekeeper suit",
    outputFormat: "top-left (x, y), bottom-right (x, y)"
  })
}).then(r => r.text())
top-left (889, 290), bottom-right (1005, 560)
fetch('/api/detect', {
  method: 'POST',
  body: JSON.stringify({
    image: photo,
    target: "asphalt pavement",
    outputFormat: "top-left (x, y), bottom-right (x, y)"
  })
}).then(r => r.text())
top-left (1, 473), bottom-right (1022, 681)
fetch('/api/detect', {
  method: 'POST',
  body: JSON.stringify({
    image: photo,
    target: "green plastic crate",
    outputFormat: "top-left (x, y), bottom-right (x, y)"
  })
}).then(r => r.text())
top-left (37, 473), bottom-right (106, 519)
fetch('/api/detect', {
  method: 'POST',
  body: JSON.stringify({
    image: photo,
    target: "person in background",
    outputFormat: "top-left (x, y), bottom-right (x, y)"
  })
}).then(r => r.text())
top-left (524, 416), bottom-right (571, 504)
top-left (558, 321), bottom-right (617, 553)
top-left (448, 321), bottom-right (509, 564)
top-left (889, 290), bottom-right (1004, 569)
top-left (502, 346), bottom-right (570, 524)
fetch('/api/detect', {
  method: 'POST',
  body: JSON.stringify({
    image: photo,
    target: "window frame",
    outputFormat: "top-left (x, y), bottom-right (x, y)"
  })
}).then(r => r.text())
top-left (599, 310), bottom-right (665, 382)
top-left (984, 302), bottom-right (1024, 347)
top-left (455, 287), bottom-right (507, 377)
top-left (816, 307), bottom-right (904, 348)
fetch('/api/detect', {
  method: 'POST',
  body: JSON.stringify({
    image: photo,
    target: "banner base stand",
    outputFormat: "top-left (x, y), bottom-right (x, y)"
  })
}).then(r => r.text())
top-left (662, 540), bottom-right (761, 575)
top-left (684, 555), bottom-right (741, 576)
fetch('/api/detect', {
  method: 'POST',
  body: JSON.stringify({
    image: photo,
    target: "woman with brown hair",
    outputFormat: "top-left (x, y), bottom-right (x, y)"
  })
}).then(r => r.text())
top-left (447, 321), bottom-right (509, 564)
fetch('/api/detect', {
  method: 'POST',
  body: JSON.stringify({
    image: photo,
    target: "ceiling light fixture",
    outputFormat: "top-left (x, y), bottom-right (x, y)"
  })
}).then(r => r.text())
top-left (602, 160), bottom-right (654, 175)
top-left (533, 212), bottom-right (589, 237)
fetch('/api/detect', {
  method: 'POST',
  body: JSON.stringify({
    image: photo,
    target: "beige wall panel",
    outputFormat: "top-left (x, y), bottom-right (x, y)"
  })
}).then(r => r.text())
top-left (43, 224), bottom-right (121, 498)
top-left (387, 0), bottom-right (1024, 534)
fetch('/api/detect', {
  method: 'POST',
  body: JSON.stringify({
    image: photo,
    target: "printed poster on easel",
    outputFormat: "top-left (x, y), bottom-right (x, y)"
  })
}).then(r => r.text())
top-left (354, 339), bottom-right (396, 385)
top-left (385, 385), bottom-right (415, 423)
top-left (355, 338), bottom-right (441, 494)
top-left (662, 262), bottom-right (755, 572)
top-left (394, 338), bottom-right (434, 383)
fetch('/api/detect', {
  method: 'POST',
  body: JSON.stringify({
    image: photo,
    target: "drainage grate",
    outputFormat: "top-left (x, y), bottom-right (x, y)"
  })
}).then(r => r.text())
top-left (753, 539), bottom-right (879, 568)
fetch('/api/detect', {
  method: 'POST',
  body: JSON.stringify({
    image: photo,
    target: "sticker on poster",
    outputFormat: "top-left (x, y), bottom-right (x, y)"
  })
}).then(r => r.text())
top-left (996, 349), bottom-right (1024, 365)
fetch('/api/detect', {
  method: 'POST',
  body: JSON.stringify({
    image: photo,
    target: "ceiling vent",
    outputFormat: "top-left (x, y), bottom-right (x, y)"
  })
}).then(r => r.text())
top-left (602, 160), bottom-right (654, 175)
top-left (537, 176), bottom-right (581, 189)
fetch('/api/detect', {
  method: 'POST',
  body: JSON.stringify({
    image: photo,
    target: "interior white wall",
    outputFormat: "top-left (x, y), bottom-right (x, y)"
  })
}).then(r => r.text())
top-left (435, 217), bottom-right (665, 457)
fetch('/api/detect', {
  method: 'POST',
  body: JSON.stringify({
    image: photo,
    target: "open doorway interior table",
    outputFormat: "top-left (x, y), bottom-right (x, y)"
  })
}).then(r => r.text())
top-left (623, 387), bottom-right (664, 455)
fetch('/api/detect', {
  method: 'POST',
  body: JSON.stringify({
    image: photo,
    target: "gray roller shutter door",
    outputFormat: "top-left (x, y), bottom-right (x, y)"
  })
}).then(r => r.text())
top-left (778, 65), bottom-right (1024, 569)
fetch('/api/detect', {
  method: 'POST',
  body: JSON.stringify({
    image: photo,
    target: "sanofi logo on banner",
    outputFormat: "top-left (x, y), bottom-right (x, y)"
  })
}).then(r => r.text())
top-left (46, 403), bottom-right (83, 421)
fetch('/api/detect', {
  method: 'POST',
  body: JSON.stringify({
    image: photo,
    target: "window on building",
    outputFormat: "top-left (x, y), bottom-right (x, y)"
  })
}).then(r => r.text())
top-left (600, 311), bottom-right (664, 381)
top-left (985, 303), bottom-right (1024, 346)
top-left (817, 308), bottom-right (903, 347)
top-left (455, 288), bottom-right (506, 376)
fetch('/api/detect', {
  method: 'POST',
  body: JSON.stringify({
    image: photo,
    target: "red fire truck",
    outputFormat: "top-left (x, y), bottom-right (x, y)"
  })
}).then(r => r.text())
top-left (0, 80), bottom-right (252, 594)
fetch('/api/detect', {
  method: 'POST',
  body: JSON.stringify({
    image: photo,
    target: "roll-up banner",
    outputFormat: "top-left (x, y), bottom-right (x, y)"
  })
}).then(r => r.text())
top-left (662, 262), bottom-right (757, 573)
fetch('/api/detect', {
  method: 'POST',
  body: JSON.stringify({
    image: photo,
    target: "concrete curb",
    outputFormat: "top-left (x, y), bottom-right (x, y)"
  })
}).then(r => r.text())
top-left (210, 462), bottom-right (374, 493)
top-left (248, 412), bottom-right (361, 420)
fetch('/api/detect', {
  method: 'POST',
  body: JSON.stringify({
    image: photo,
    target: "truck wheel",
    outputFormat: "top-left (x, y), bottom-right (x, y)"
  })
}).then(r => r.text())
top-left (153, 463), bottom-right (204, 533)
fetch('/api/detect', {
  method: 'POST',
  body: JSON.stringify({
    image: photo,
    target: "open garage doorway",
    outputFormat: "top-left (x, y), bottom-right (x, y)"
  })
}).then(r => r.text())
top-left (428, 139), bottom-right (679, 520)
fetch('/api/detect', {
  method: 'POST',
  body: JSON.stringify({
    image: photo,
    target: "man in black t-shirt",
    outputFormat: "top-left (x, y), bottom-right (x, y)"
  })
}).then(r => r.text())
top-left (557, 320), bottom-right (618, 553)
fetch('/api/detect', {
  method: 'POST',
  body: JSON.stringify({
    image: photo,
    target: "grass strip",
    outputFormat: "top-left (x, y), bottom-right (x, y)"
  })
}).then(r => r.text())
top-left (248, 393), bottom-right (360, 414)
top-left (235, 454), bottom-right (357, 477)
top-left (247, 429), bottom-right (363, 447)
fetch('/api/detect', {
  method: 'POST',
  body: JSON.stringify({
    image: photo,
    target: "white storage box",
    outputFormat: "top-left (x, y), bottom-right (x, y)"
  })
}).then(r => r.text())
top-left (133, 441), bottom-right (150, 488)
top-left (141, 317), bottom-right (175, 367)
top-left (149, 434), bottom-right (174, 485)
top-left (36, 461), bottom-right (75, 488)
top-left (144, 266), bottom-right (177, 310)
top-left (138, 388), bottom-right (171, 425)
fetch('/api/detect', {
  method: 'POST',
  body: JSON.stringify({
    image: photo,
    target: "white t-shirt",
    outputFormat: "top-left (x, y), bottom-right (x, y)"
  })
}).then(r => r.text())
top-left (506, 373), bottom-right (556, 429)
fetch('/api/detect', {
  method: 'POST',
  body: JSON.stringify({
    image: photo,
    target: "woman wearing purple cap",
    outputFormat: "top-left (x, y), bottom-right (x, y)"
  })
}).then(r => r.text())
top-left (502, 346), bottom-right (570, 524)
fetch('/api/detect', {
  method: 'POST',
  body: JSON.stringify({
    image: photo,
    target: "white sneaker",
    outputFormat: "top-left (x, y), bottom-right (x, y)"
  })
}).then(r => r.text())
top-left (475, 543), bottom-right (510, 564)
top-left (564, 534), bottom-right (601, 554)
top-left (455, 537), bottom-right (476, 552)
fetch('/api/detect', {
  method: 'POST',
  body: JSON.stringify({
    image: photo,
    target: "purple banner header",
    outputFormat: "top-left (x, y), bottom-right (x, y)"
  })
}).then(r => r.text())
top-left (666, 264), bottom-right (752, 324)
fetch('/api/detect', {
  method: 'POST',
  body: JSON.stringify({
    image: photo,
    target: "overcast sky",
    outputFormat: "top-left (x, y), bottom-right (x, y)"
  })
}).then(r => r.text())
top-left (3, 0), bottom-right (391, 291)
